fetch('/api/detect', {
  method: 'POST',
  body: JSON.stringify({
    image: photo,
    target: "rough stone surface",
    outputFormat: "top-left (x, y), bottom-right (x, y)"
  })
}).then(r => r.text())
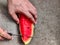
top-left (0, 0), bottom-right (60, 45)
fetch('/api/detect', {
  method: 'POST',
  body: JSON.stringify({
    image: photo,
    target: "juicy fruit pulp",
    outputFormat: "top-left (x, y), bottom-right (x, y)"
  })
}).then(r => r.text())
top-left (19, 14), bottom-right (34, 45)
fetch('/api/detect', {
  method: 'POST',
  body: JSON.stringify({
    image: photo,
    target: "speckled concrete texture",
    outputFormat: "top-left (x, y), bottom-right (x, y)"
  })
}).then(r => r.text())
top-left (0, 0), bottom-right (60, 45)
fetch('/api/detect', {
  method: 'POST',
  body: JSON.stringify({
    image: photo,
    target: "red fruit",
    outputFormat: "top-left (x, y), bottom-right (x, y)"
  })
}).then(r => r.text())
top-left (19, 13), bottom-right (34, 45)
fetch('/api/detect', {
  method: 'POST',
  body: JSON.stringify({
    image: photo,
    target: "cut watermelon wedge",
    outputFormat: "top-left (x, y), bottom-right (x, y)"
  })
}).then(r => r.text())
top-left (19, 13), bottom-right (34, 45)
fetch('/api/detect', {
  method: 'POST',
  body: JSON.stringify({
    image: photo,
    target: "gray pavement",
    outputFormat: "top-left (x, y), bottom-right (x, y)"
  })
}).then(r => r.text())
top-left (0, 0), bottom-right (60, 45)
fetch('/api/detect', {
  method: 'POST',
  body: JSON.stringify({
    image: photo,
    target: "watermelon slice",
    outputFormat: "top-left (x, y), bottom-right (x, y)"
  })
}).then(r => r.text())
top-left (19, 13), bottom-right (34, 45)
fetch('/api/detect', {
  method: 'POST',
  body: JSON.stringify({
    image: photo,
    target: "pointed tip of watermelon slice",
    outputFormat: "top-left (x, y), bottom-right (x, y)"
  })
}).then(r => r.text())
top-left (24, 38), bottom-right (32, 45)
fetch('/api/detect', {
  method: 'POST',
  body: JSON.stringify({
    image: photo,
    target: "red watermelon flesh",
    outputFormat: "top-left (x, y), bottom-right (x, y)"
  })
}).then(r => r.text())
top-left (19, 14), bottom-right (34, 45)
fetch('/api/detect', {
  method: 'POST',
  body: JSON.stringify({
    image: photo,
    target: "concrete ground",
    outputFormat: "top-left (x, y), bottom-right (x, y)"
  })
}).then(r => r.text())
top-left (0, 0), bottom-right (60, 45)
